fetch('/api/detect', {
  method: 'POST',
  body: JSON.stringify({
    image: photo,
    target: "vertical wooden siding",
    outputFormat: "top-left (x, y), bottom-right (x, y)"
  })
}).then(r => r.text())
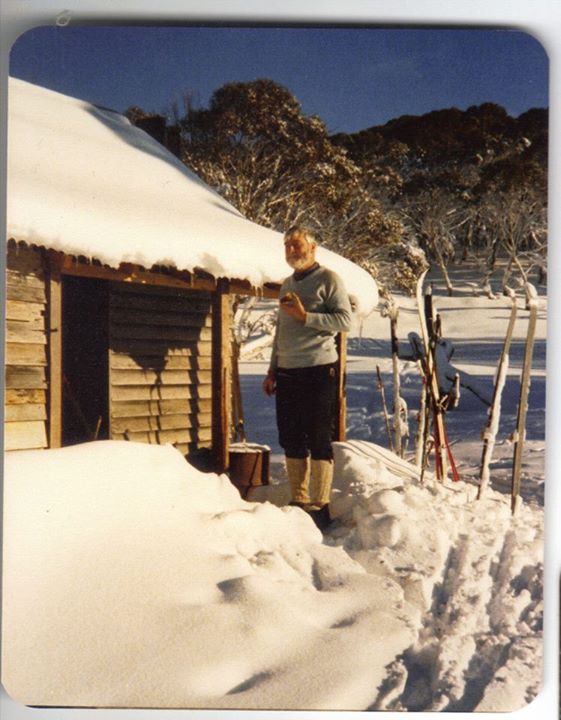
top-left (108, 282), bottom-right (215, 458)
top-left (211, 279), bottom-right (232, 471)
top-left (5, 243), bottom-right (48, 451)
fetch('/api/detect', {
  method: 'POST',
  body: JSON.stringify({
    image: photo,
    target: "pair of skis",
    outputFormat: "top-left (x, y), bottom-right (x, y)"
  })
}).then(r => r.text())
top-left (416, 271), bottom-right (459, 483)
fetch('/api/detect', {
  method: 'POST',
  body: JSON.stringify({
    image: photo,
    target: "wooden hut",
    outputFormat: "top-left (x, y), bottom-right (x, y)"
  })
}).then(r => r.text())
top-left (5, 78), bottom-right (378, 472)
top-left (5, 238), bottom-right (282, 471)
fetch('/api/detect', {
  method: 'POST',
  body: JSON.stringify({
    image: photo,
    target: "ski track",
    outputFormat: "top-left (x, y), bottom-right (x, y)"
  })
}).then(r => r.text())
top-left (366, 493), bottom-right (543, 712)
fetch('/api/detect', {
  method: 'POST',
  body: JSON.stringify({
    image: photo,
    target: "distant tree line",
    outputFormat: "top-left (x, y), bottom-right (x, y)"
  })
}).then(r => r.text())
top-left (127, 80), bottom-right (547, 295)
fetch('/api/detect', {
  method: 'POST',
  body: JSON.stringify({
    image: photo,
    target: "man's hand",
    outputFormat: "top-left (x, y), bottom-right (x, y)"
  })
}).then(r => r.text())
top-left (280, 292), bottom-right (306, 323)
top-left (263, 371), bottom-right (276, 396)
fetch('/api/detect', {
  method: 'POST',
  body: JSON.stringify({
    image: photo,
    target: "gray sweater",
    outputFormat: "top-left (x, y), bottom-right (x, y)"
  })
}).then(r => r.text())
top-left (269, 265), bottom-right (352, 371)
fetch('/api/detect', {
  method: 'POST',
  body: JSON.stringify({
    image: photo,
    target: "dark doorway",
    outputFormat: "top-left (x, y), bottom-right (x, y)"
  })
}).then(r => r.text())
top-left (62, 276), bottom-right (109, 446)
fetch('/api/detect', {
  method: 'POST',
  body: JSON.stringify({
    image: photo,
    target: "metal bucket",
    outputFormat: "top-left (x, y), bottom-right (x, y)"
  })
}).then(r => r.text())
top-left (228, 442), bottom-right (270, 497)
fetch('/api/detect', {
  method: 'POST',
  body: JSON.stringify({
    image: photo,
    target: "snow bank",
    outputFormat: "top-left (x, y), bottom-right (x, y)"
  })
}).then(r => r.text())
top-left (2, 440), bottom-right (414, 710)
top-left (7, 77), bottom-right (378, 317)
top-left (3, 437), bottom-right (542, 712)
top-left (328, 440), bottom-right (543, 712)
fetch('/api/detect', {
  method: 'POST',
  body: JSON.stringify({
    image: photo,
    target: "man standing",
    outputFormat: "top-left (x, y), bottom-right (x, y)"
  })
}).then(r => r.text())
top-left (263, 225), bottom-right (353, 530)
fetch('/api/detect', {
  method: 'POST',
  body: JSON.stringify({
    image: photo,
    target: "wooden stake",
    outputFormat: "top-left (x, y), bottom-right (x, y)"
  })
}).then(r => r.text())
top-left (511, 293), bottom-right (538, 513)
top-left (478, 290), bottom-right (517, 499)
top-left (376, 365), bottom-right (394, 452)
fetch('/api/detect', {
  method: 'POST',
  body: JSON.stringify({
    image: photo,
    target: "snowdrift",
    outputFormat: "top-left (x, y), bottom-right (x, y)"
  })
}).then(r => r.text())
top-left (2, 439), bottom-right (542, 711)
top-left (3, 441), bottom-right (413, 710)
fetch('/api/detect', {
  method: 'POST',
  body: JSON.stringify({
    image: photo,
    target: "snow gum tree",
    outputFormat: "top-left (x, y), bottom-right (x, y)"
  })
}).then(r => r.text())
top-left (177, 79), bottom-right (412, 291)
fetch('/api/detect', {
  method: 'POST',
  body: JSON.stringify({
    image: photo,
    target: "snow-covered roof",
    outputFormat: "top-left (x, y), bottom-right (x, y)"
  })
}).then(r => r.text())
top-left (7, 78), bottom-right (378, 317)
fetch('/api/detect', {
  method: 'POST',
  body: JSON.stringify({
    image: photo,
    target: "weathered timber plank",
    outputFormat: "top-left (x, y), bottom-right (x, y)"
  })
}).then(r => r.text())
top-left (109, 353), bottom-right (212, 371)
top-left (110, 307), bottom-right (212, 329)
top-left (110, 324), bottom-right (212, 342)
top-left (178, 440), bottom-right (213, 456)
top-left (110, 368), bottom-right (212, 386)
top-left (110, 293), bottom-right (212, 314)
top-left (6, 323), bottom-right (47, 344)
top-left (5, 343), bottom-right (47, 366)
top-left (5, 404), bottom-right (47, 422)
top-left (6, 389), bottom-right (47, 405)
top-left (47, 261), bottom-right (63, 447)
top-left (211, 280), bottom-right (232, 471)
top-left (110, 398), bottom-right (212, 418)
top-left (111, 413), bottom-right (211, 433)
top-left (5, 421), bottom-right (48, 451)
top-left (7, 269), bottom-right (46, 289)
top-left (6, 366), bottom-right (47, 390)
top-left (112, 427), bottom-right (212, 445)
top-left (336, 332), bottom-right (348, 442)
top-left (6, 300), bottom-right (45, 322)
top-left (109, 340), bottom-right (212, 357)
top-left (6, 281), bottom-right (47, 303)
top-left (7, 243), bottom-right (46, 277)
top-left (112, 282), bottom-right (211, 300)
top-left (111, 384), bottom-right (213, 402)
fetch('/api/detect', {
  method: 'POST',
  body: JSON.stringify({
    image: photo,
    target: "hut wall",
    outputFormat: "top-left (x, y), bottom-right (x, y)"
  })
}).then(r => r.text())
top-left (108, 282), bottom-right (217, 460)
top-left (5, 243), bottom-right (49, 451)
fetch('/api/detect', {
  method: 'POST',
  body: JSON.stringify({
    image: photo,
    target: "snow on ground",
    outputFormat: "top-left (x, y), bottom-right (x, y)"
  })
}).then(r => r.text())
top-left (2, 265), bottom-right (545, 712)
top-left (3, 441), bottom-right (416, 711)
top-left (240, 264), bottom-right (545, 711)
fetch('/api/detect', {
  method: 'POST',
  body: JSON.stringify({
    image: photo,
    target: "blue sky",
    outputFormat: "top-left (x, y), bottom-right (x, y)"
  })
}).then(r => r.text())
top-left (9, 26), bottom-right (549, 134)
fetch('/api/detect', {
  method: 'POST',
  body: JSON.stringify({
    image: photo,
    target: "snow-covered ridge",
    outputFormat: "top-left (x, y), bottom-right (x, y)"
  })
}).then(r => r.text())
top-left (7, 77), bottom-right (378, 317)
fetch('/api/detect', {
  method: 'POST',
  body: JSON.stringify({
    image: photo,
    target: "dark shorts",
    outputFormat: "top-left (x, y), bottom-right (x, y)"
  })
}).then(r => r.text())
top-left (275, 362), bottom-right (338, 460)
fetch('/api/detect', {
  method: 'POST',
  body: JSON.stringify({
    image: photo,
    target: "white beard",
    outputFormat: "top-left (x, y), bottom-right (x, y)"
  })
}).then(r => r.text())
top-left (287, 254), bottom-right (314, 271)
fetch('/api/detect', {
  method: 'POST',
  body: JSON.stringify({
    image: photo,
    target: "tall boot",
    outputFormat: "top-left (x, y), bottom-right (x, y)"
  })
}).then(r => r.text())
top-left (285, 456), bottom-right (310, 506)
top-left (307, 459), bottom-right (334, 532)
top-left (310, 458), bottom-right (333, 508)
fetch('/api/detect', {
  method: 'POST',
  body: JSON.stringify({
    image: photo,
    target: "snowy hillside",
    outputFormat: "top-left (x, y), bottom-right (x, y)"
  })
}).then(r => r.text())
top-left (2, 268), bottom-right (545, 713)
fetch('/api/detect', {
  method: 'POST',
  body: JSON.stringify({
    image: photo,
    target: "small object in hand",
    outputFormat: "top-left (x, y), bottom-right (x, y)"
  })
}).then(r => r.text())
top-left (280, 292), bottom-right (296, 305)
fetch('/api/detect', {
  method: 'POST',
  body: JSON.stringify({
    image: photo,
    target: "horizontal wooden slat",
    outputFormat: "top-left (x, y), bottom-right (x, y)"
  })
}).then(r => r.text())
top-left (7, 269), bottom-right (46, 289)
top-left (110, 384), bottom-right (213, 402)
top-left (6, 389), bottom-right (47, 405)
top-left (110, 368), bottom-right (212, 386)
top-left (6, 281), bottom-right (47, 303)
top-left (5, 343), bottom-right (47, 367)
top-left (111, 413), bottom-right (211, 434)
top-left (6, 366), bottom-right (47, 390)
top-left (109, 340), bottom-right (212, 357)
top-left (5, 404), bottom-right (47, 422)
top-left (7, 243), bottom-right (45, 277)
top-left (111, 427), bottom-right (212, 445)
top-left (6, 300), bottom-right (45, 322)
top-left (109, 353), bottom-right (212, 371)
top-left (112, 282), bottom-right (211, 300)
top-left (110, 293), bottom-right (212, 315)
top-left (110, 324), bottom-right (212, 342)
top-left (110, 398), bottom-right (212, 418)
top-left (110, 307), bottom-right (211, 329)
top-left (6, 323), bottom-right (47, 345)
top-left (5, 421), bottom-right (48, 451)
top-left (183, 442), bottom-right (213, 455)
